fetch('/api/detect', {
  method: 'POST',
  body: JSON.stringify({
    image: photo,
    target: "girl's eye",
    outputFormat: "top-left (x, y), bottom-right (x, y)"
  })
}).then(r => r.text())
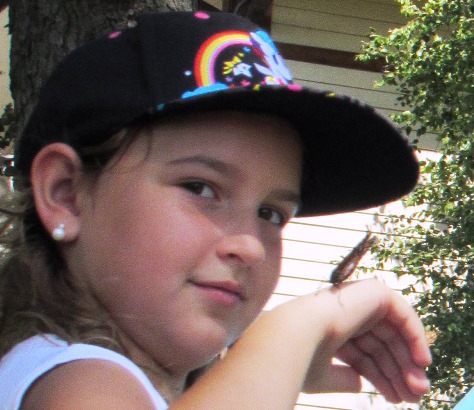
top-left (258, 207), bottom-right (286, 227)
top-left (180, 181), bottom-right (216, 198)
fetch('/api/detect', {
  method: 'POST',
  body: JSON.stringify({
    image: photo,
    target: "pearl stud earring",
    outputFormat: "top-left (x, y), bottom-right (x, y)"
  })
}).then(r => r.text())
top-left (52, 224), bottom-right (65, 241)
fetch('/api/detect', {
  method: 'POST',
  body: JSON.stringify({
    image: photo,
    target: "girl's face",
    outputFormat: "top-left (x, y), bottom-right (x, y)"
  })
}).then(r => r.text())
top-left (69, 111), bottom-right (302, 375)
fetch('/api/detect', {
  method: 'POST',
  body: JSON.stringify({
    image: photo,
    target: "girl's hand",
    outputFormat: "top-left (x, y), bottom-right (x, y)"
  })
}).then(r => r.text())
top-left (301, 279), bottom-right (432, 403)
top-left (176, 279), bottom-right (431, 409)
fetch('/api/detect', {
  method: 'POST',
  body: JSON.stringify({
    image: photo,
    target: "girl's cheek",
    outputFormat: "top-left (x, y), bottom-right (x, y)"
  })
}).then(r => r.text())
top-left (260, 253), bottom-right (283, 289)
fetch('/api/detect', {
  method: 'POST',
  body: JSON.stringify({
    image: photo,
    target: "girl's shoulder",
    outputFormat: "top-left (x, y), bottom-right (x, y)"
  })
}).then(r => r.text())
top-left (0, 334), bottom-right (168, 410)
top-left (21, 355), bottom-right (158, 409)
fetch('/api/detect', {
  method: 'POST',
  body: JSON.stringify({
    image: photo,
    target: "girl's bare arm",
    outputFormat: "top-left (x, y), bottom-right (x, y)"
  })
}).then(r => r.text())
top-left (176, 279), bottom-right (431, 409)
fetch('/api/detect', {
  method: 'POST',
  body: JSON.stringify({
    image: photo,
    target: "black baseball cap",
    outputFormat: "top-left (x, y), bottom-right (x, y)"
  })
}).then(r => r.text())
top-left (16, 11), bottom-right (419, 216)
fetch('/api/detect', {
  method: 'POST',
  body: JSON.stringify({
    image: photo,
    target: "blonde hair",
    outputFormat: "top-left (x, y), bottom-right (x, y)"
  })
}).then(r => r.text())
top-left (0, 114), bottom-right (217, 387)
top-left (0, 126), bottom-right (140, 357)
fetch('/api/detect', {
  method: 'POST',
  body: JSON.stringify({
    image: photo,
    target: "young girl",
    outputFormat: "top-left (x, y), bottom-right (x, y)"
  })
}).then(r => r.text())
top-left (0, 11), bottom-right (431, 409)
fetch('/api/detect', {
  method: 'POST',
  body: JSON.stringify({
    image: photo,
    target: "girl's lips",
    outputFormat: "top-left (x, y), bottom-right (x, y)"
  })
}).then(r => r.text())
top-left (190, 280), bottom-right (246, 305)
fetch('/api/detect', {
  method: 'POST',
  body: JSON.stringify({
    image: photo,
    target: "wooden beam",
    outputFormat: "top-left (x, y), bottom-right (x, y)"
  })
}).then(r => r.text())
top-left (275, 42), bottom-right (385, 73)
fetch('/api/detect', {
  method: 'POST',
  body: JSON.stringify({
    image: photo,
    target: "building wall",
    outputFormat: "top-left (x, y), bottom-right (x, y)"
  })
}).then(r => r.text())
top-left (273, 0), bottom-right (405, 52)
top-left (0, 9), bottom-right (10, 108)
top-left (267, 1), bottom-right (432, 409)
top-left (272, 0), bottom-right (438, 151)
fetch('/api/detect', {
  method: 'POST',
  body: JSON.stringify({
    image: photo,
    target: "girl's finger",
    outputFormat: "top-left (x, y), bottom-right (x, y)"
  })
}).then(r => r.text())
top-left (337, 339), bottom-right (402, 403)
top-left (382, 292), bottom-right (433, 369)
top-left (371, 320), bottom-right (431, 396)
top-left (351, 328), bottom-right (425, 402)
top-left (303, 363), bottom-right (362, 393)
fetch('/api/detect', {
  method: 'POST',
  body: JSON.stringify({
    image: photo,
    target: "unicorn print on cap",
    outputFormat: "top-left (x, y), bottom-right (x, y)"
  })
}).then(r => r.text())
top-left (182, 25), bottom-right (293, 99)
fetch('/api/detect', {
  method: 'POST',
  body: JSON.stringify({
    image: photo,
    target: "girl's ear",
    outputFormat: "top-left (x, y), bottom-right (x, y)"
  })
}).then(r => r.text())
top-left (31, 143), bottom-right (85, 242)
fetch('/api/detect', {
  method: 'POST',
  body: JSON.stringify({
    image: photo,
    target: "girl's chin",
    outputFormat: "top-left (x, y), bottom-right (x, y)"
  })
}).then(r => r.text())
top-left (173, 332), bottom-right (231, 364)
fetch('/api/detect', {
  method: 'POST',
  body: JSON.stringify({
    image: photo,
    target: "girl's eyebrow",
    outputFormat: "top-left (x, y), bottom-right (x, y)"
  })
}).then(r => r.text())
top-left (272, 189), bottom-right (301, 209)
top-left (167, 155), bottom-right (238, 177)
top-left (167, 154), bottom-right (301, 206)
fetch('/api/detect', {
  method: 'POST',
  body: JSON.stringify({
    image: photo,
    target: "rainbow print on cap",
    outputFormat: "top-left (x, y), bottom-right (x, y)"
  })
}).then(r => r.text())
top-left (195, 31), bottom-right (252, 86)
top-left (182, 27), bottom-right (293, 99)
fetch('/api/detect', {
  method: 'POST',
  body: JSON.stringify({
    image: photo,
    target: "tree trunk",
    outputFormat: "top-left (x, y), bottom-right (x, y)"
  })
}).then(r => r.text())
top-left (8, 0), bottom-right (194, 142)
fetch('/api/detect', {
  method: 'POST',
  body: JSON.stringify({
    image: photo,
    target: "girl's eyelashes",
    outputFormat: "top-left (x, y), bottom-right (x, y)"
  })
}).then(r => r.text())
top-left (179, 181), bottom-right (290, 227)
top-left (258, 206), bottom-right (288, 227)
top-left (179, 181), bottom-right (217, 199)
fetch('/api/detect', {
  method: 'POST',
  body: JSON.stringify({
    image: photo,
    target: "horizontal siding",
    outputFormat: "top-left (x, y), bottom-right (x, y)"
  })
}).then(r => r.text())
top-left (272, 1), bottom-right (439, 151)
top-left (288, 61), bottom-right (399, 110)
top-left (272, 23), bottom-right (369, 53)
top-left (270, 3), bottom-right (434, 409)
top-left (0, 10), bottom-right (10, 107)
top-left (286, 60), bottom-right (439, 150)
top-left (270, 210), bottom-right (397, 407)
top-left (271, 207), bottom-right (383, 308)
top-left (266, 0), bottom-right (437, 398)
top-left (272, 0), bottom-right (405, 53)
top-left (271, 205), bottom-right (425, 409)
top-left (274, 0), bottom-right (405, 24)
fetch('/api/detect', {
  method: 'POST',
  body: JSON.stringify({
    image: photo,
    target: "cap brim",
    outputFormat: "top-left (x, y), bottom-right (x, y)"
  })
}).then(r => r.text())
top-left (153, 84), bottom-right (419, 216)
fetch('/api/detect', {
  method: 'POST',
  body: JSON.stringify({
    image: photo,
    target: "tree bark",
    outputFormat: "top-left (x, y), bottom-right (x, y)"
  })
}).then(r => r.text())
top-left (8, 0), bottom-right (193, 142)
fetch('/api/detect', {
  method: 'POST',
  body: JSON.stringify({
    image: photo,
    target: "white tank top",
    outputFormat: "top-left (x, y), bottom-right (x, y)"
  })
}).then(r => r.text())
top-left (0, 334), bottom-right (168, 409)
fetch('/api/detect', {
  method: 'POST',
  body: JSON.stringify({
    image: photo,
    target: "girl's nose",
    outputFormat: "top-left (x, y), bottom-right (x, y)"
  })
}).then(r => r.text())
top-left (216, 233), bottom-right (266, 268)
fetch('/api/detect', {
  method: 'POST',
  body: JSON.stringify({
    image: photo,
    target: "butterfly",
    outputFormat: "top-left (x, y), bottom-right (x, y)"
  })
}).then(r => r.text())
top-left (330, 232), bottom-right (376, 286)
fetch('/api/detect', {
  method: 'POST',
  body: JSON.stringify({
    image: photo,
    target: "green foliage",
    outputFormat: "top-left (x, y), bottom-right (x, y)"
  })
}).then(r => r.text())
top-left (358, 1), bottom-right (474, 408)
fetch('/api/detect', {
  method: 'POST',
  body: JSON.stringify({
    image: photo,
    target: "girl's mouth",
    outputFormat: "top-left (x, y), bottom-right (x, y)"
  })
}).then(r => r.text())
top-left (190, 280), bottom-right (246, 306)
